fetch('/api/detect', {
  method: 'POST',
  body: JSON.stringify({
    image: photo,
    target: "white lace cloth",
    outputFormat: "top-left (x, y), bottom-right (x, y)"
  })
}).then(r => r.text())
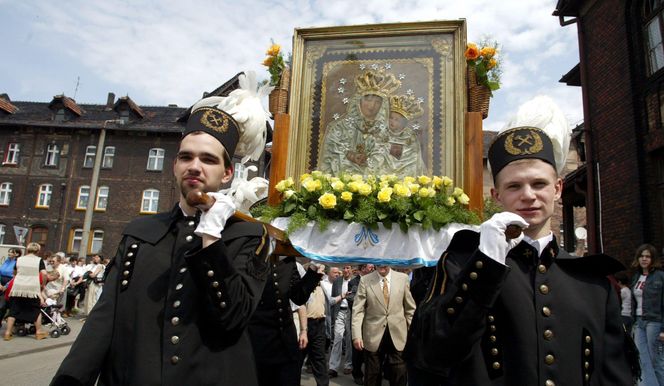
top-left (271, 218), bottom-right (479, 267)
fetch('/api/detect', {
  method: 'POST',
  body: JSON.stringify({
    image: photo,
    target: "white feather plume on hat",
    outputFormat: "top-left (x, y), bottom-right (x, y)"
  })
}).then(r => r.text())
top-left (190, 71), bottom-right (273, 164)
top-left (499, 95), bottom-right (571, 174)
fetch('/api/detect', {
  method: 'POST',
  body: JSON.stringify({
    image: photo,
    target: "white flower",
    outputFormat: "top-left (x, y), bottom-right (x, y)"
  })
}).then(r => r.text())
top-left (333, 113), bottom-right (340, 120)
top-left (339, 78), bottom-right (346, 85)
top-left (384, 63), bottom-right (392, 69)
top-left (371, 63), bottom-right (379, 70)
top-left (342, 97), bottom-right (349, 104)
top-left (337, 87), bottom-right (345, 94)
top-left (359, 63), bottom-right (366, 70)
top-left (398, 73), bottom-right (406, 80)
top-left (406, 89), bottom-right (414, 96)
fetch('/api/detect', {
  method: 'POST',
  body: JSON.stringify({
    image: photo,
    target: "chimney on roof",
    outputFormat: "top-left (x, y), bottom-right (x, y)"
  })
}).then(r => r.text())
top-left (106, 92), bottom-right (115, 110)
top-left (0, 93), bottom-right (9, 101)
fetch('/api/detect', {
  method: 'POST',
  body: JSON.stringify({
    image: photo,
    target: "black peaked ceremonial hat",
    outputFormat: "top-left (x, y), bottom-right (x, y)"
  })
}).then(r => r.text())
top-left (183, 106), bottom-right (240, 158)
top-left (488, 126), bottom-right (555, 180)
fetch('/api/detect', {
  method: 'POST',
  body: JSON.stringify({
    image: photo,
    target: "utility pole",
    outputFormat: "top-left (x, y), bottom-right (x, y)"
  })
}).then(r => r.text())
top-left (78, 119), bottom-right (124, 258)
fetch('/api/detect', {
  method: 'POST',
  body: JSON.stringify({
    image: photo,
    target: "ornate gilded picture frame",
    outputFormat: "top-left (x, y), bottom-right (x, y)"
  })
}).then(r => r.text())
top-left (287, 21), bottom-right (467, 183)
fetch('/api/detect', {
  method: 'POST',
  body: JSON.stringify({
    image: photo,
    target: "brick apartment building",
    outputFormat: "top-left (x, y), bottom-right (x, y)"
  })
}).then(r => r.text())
top-left (0, 75), bottom-right (252, 258)
top-left (554, 0), bottom-right (664, 264)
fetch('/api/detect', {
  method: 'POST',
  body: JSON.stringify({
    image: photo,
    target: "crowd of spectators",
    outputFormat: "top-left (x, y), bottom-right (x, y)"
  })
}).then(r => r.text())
top-left (0, 247), bottom-right (110, 340)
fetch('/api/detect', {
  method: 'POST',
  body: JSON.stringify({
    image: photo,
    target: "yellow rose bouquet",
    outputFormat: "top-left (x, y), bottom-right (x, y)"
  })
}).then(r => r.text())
top-left (465, 39), bottom-right (502, 95)
top-left (252, 171), bottom-right (480, 235)
top-left (262, 40), bottom-right (286, 87)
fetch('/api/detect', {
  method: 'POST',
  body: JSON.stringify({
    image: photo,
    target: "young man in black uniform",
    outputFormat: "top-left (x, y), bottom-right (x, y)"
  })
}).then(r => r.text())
top-left (407, 96), bottom-right (636, 386)
top-left (51, 80), bottom-right (270, 385)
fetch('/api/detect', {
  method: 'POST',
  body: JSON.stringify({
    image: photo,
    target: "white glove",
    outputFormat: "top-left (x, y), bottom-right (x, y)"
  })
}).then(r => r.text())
top-left (478, 212), bottom-right (529, 265)
top-left (194, 192), bottom-right (236, 239)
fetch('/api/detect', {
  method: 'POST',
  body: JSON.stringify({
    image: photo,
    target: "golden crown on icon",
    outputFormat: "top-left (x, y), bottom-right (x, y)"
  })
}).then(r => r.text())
top-left (389, 94), bottom-right (424, 120)
top-left (355, 70), bottom-right (401, 98)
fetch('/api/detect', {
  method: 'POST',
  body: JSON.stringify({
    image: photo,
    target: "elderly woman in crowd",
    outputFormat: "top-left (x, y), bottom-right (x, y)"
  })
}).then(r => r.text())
top-left (45, 253), bottom-right (69, 310)
top-left (3, 243), bottom-right (48, 340)
top-left (631, 243), bottom-right (664, 386)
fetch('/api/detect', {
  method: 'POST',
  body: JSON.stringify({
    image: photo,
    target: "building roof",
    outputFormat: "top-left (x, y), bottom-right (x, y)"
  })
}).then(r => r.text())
top-left (114, 96), bottom-right (145, 119)
top-left (560, 63), bottom-right (581, 86)
top-left (48, 95), bottom-right (84, 116)
top-left (0, 97), bottom-right (18, 114)
top-left (0, 99), bottom-right (186, 133)
top-left (553, 0), bottom-right (582, 17)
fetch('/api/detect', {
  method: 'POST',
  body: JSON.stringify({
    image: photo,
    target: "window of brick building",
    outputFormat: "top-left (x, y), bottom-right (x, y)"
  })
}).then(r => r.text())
top-left (45, 143), bottom-right (59, 167)
top-left (4, 143), bottom-right (20, 165)
top-left (76, 185), bottom-right (90, 210)
top-left (36, 184), bottom-right (53, 208)
top-left (69, 228), bottom-right (83, 253)
top-left (68, 228), bottom-right (104, 254)
top-left (0, 182), bottom-right (12, 206)
top-left (147, 148), bottom-right (165, 171)
top-left (30, 226), bottom-right (48, 248)
top-left (95, 186), bottom-right (109, 211)
top-left (83, 145), bottom-right (96, 168)
top-left (102, 146), bottom-right (115, 169)
top-left (91, 230), bottom-right (104, 254)
top-left (141, 189), bottom-right (159, 214)
top-left (0, 224), bottom-right (5, 244)
top-left (645, 0), bottom-right (664, 75)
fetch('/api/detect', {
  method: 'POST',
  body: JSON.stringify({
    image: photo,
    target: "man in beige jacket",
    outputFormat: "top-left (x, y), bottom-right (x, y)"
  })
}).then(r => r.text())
top-left (352, 265), bottom-right (416, 386)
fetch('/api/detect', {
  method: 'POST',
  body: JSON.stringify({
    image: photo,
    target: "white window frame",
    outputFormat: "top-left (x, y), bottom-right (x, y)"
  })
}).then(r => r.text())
top-left (91, 230), bottom-right (104, 254)
top-left (76, 185), bottom-right (90, 210)
top-left (4, 143), bottom-right (20, 165)
top-left (0, 225), bottom-right (5, 244)
top-left (83, 145), bottom-right (96, 168)
top-left (36, 184), bottom-right (53, 208)
top-left (95, 186), bottom-right (109, 211)
top-left (147, 148), bottom-right (165, 171)
top-left (0, 182), bottom-right (12, 206)
top-left (102, 146), bottom-right (115, 169)
top-left (141, 189), bottom-right (159, 214)
top-left (71, 228), bottom-right (83, 253)
top-left (45, 143), bottom-right (59, 167)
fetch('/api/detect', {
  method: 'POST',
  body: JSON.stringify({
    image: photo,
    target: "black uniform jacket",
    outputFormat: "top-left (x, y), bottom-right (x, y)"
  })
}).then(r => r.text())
top-left (248, 256), bottom-right (321, 364)
top-left (406, 230), bottom-right (634, 386)
top-left (51, 205), bottom-right (269, 386)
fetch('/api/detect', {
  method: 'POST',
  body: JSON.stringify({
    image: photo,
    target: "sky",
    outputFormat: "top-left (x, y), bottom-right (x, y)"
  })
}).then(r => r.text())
top-left (0, 0), bottom-right (581, 132)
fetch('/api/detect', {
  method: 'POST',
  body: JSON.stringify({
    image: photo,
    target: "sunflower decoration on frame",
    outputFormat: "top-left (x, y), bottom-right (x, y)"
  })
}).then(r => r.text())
top-left (465, 39), bottom-right (502, 119)
top-left (262, 40), bottom-right (291, 115)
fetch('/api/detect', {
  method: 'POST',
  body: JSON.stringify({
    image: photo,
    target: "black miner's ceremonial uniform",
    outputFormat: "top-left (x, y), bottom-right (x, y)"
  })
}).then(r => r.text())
top-left (406, 230), bottom-right (635, 386)
top-left (52, 205), bottom-right (269, 386)
top-left (248, 256), bottom-right (322, 386)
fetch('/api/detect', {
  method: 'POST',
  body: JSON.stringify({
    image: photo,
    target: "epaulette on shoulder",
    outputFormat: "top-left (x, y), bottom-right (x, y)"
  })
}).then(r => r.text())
top-left (122, 211), bottom-right (172, 244)
top-left (557, 252), bottom-right (626, 276)
top-left (223, 219), bottom-right (266, 242)
top-left (446, 229), bottom-right (480, 255)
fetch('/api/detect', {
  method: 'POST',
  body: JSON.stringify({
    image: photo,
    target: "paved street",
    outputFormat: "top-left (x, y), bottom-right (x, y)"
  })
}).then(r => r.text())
top-left (0, 316), bottom-right (367, 385)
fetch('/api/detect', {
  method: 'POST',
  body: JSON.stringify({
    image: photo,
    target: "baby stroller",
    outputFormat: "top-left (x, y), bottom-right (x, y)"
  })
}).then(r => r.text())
top-left (39, 300), bottom-right (71, 338)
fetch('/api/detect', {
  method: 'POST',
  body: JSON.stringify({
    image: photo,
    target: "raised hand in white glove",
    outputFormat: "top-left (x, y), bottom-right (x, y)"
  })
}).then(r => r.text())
top-left (194, 192), bottom-right (236, 239)
top-left (478, 212), bottom-right (529, 265)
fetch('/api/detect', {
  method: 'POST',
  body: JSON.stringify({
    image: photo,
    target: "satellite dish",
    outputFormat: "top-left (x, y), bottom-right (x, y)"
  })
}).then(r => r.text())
top-left (574, 227), bottom-right (587, 240)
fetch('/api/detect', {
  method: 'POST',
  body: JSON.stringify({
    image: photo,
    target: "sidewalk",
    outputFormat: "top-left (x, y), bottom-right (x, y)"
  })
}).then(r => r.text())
top-left (0, 315), bottom-right (84, 360)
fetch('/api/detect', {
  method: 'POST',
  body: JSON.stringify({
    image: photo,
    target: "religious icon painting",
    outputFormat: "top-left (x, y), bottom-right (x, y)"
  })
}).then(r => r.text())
top-left (287, 21), bottom-right (468, 182)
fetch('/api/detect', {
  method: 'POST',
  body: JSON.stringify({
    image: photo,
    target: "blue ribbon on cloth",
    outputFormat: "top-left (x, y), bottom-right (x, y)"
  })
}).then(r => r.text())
top-left (354, 226), bottom-right (380, 248)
